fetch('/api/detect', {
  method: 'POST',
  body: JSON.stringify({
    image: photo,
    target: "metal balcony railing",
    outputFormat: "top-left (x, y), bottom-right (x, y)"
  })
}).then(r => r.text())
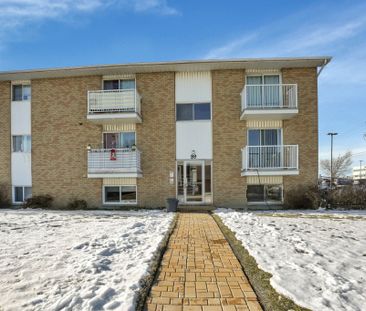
top-left (87, 148), bottom-right (141, 175)
top-left (241, 84), bottom-right (297, 111)
top-left (242, 145), bottom-right (298, 171)
top-left (87, 89), bottom-right (141, 115)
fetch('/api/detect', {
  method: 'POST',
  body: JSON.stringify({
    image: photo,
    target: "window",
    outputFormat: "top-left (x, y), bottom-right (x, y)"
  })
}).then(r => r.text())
top-left (104, 186), bottom-right (137, 204)
top-left (248, 129), bottom-right (281, 146)
top-left (13, 186), bottom-right (32, 203)
top-left (246, 75), bottom-right (280, 107)
top-left (103, 132), bottom-right (136, 149)
top-left (12, 135), bottom-right (31, 152)
top-left (12, 85), bottom-right (31, 101)
top-left (247, 185), bottom-right (282, 203)
top-left (103, 79), bottom-right (135, 90)
top-left (176, 103), bottom-right (211, 121)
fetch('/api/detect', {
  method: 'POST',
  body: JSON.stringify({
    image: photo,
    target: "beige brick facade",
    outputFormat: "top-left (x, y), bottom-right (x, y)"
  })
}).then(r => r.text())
top-left (0, 82), bottom-right (11, 201)
top-left (136, 72), bottom-right (176, 208)
top-left (31, 76), bottom-right (103, 207)
top-left (212, 70), bottom-right (246, 207)
top-left (282, 68), bottom-right (318, 197)
top-left (1, 61), bottom-right (321, 208)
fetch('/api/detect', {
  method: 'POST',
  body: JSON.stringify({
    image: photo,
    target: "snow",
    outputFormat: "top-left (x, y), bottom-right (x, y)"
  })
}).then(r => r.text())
top-left (0, 209), bottom-right (174, 311)
top-left (216, 209), bottom-right (366, 311)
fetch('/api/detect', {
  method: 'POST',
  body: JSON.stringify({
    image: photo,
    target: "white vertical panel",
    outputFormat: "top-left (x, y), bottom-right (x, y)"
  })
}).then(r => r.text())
top-left (11, 153), bottom-right (32, 185)
top-left (11, 101), bottom-right (31, 135)
top-left (176, 121), bottom-right (212, 159)
top-left (175, 72), bottom-right (211, 103)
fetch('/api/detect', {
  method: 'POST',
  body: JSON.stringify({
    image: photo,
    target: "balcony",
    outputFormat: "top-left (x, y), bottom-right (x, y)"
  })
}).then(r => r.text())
top-left (241, 145), bottom-right (299, 176)
top-left (240, 84), bottom-right (298, 120)
top-left (87, 89), bottom-right (142, 123)
top-left (87, 148), bottom-right (142, 178)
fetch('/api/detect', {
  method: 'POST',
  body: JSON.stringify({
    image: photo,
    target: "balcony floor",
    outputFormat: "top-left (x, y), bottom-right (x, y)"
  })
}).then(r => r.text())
top-left (87, 112), bottom-right (142, 124)
top-left (88, 168), bottom-right (142, 178)
top-left (240, 108), bottom-right (298, 120)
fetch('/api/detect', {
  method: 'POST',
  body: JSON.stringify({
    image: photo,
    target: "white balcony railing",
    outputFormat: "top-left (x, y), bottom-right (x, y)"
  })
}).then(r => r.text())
top-left (241, 84), bottom-right (297, 111)
top-left (87, 148), bottom-right (141, 176)
top-left (242, 145), bottom-right (298, 171)
top-left (87, 89), bottom-right (141, 115)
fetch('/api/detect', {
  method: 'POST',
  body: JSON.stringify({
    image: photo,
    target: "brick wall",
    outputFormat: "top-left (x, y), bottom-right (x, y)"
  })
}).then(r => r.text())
top-left (31, 76), bottom-right (103, 207)
top-left (136, 72), bottom-right (176, 207)
top-left (0, 82), bottom-right (11, 202)
top-left (212, 69), bottom-right (246, 207)
top-left (282, 67), bottom-right (318, 195)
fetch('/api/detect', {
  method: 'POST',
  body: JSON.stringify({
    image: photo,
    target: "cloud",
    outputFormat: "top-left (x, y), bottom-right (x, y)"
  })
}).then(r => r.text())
top-left (0, 0), bottom-right (178, 50)
top-left (204, 34), bottom-right (257, 59)
top-left (203, 6), bottom-right (366, 59)
top-left (130, 0), bottom-right (179, 15)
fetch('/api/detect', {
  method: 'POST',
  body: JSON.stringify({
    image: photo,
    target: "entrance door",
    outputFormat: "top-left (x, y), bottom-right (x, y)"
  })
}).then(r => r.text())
top-left (177, 160), bottom-right (205, 204)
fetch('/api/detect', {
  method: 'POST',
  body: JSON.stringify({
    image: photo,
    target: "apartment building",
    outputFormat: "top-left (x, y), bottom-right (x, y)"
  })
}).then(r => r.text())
top-left (0, 57), bottom-right (330, 208)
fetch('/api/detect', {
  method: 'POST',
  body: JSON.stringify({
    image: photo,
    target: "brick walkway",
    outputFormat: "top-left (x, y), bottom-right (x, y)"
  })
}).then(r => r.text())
top-left (145, 213), bottom-right (263, 311)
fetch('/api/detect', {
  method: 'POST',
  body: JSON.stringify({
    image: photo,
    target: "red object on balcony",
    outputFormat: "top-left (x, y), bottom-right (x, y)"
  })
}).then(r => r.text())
top-left (110, 149), bottom-right (117, 161)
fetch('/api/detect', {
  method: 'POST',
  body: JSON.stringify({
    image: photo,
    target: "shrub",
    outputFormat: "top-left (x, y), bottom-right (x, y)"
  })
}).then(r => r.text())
top-left (284, 185), bottom-right (322, 209)
top-left (326, 186), bottom-right (366, 209)
top-left (23, 195), bottom-right (54, 209)
top-left (0, 183), bottom-right (10, 208)
top-left (66, 199), bottom-right (88, 210)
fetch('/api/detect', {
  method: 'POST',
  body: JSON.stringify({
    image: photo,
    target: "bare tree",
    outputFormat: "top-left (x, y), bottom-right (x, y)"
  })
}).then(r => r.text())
top-left (320, 151), bottom-right (352, 177)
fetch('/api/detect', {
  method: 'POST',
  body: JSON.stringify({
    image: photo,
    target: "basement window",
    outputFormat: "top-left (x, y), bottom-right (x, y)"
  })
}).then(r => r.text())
top-left (13, 186), bottom-right (32, 203)
top-left (104, 186), bottom-right (137, 204)
top-left (247, 185), bottom-right (282, 203)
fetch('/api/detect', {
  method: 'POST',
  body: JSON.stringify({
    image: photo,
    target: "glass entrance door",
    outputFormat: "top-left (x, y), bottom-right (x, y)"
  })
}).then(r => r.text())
top-left (177, 160), bottom-right (206, 204)
top-left (185, 162), bottom-right (203, 202)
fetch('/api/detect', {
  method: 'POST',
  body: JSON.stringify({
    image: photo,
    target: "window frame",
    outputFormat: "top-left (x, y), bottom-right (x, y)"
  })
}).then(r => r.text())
top-left (245, 73), bottom-right (282, 85)
top-left (246, 184), bottom-right (283, 204)
top-left (12, 84), bottom-right (31, 102)
top-left (247, 129), bottom-right (283, 146)
top-left (102, 78), bottom-right (136, 91)
top-left (176, 102), bottom-right (211, 121)
top-left (103, 185), bottom-right (137, 205)
top-left (102, 131), bottom-right (136, 149)
top-left (12, 135), bottom-right (32, 153)
top-left (13, 186), bottom-right (32, 204)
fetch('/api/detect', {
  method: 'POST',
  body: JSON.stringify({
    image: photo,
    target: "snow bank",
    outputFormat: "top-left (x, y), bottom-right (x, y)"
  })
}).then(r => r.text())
top-left (216, 209), bottom-right (366, 311)
top-left (0, 209), bottom-right (174, 311)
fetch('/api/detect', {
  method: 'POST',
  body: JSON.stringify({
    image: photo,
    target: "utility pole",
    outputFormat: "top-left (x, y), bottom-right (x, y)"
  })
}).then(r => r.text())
top-left (360, 160), bottom-right (363, 180)
top-left (327, 132), bottom-right (338, 189)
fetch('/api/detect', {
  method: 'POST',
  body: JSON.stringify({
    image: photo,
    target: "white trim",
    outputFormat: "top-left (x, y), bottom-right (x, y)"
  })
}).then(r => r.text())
top-left (86, 112), bottom-right (142, 123)
top-left (240, 109), bottom-right (298, 120)
top-left (242, 170), bottom-right (299, 176)
top-left (88, 172), bottom-right (142, 178)
top-left (102, 185), bottom-right (137, 205)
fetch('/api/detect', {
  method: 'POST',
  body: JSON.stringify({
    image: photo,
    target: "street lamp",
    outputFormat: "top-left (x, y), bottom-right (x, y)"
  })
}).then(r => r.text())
top-left (327, 132), bottom-right (338, 189)
top-left (360, 160), bottom-right (363, 180)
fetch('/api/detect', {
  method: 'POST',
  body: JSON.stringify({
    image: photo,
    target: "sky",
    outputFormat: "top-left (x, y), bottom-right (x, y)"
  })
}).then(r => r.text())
top-left (0, 0), bottom-right (365, 174)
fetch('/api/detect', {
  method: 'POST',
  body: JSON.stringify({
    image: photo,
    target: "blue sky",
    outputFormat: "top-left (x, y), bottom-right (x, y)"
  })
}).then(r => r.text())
top-left (1, 0), bottom-right (365, 173)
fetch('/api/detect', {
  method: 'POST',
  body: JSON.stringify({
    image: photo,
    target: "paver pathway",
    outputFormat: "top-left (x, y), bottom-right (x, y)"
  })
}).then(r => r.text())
top-left (145, 213), bottom-right (263, 311)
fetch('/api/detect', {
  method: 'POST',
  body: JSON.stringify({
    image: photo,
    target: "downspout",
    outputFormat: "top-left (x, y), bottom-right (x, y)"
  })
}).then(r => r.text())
top-left (317, 58), bottom-right (330, 77)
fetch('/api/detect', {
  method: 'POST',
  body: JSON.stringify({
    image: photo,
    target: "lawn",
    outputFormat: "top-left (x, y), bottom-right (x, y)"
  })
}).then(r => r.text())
top-left (216, 209), bottom-right (366, 311)
top-left (0, 209), bottom-right (174, 311)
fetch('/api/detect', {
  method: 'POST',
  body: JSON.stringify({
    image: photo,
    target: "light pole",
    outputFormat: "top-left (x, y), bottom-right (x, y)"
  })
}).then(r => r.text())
top-left (327, 132), bottom-right (338, 189)
top-left (360, 160), bottom-right (363, 180)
